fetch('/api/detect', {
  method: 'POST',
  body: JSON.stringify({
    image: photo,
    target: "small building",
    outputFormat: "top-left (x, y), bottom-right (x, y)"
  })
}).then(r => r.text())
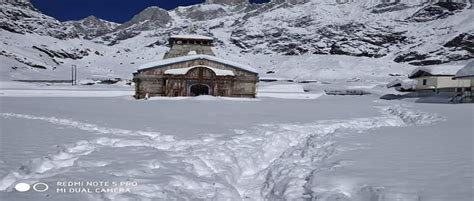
top-left (408, 65), bottom-right (471, 93)
top-left (133, 35), bottom-right (258, 99)
top-left (453, 61), bottom-right (474, 83)
top-left (452, 61), bottom-right (474, 102)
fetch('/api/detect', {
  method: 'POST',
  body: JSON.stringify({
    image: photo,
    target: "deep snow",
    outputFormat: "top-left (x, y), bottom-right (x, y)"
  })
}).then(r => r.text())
top-left (0, 85), bottom-right (472, 201)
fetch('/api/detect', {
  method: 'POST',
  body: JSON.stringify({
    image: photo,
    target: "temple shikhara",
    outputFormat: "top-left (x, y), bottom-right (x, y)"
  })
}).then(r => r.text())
top-left (133, 35), bottom-right (258, 99)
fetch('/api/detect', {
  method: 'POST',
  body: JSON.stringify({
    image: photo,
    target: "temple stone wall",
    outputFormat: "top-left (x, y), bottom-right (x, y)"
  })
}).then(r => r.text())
top-left (133, 59), bottom-right (258, 98)
top-left (163, 44), bottom-right (215, 59)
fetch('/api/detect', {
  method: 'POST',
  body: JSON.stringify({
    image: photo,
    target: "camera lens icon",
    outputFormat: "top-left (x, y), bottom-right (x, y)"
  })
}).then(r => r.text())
top-left (33, 182), bottom-right (49, 192)
top-left (14, 182), bottom-right (49, 192)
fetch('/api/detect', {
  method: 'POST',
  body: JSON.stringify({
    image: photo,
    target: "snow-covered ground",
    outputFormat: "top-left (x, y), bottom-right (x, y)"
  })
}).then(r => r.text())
top-left (1, 1), bottom-right (473, 200)
top-left (0, 82), bottom-right (472, 201)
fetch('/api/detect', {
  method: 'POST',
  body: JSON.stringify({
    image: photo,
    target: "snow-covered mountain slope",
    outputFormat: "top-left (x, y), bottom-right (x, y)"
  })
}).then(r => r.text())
top-left (228, 0), bottom-right (473, 63)
top-left (0, 0), bottom-right (77, 39)
top-left (0, 0), bottom-right (473, 82)
top-left (116, 7), bottom-right (171, 31)
top-left (64, 16), bottom-right (119, 40)
top-left (206, 0), bottom-right (249, 6)
top-left (0, 31), bottom-right (168, 81)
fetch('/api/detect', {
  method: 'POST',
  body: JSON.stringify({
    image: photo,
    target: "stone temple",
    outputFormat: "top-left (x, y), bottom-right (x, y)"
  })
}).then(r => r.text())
top-left (132, 35), bottom-right (259, 99)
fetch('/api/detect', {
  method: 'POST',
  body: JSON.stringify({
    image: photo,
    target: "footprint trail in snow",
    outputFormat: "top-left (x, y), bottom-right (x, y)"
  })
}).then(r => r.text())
top-left (0, 104), bottom-right (443, 200)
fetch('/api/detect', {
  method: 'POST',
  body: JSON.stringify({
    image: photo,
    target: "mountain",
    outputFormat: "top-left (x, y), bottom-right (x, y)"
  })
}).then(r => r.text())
top-left (227, 0), bottom-right (472, 64)
top-left (0, 0), bottom-right (77, 39)
top-left (205, 0), bottom-right (249, 6)
top-left (0, 0), bottom-right (473, 81)
top-left (116, 6), bottom-right (171, 31)
top-left (64, 16), bottom-right (119, 40)
top-left (174, 4), bottom-right (230, 21)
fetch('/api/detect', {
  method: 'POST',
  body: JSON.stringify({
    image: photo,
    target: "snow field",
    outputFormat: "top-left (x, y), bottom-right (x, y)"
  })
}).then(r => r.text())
top-left (0, 104), bottom-right (443, 200)
top-left (0, 90), bottom-right (133, 97)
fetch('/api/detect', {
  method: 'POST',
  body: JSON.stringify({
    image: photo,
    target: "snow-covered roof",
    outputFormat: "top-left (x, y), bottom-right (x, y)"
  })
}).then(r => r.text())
top-left (386, 79), bottom-right (403, 88)
top-left (386, 79), bottom-right (416, 91)
top-left (170, 35), bottom-right (213, 40)
top-left (164, 66), bottom-right (235, 76)
top-left (453, 61), bottom-right (474, 79)
top-left (137, 54), bottom-right (258, 74)
top-left (408, 65), bottom-right (464, 79)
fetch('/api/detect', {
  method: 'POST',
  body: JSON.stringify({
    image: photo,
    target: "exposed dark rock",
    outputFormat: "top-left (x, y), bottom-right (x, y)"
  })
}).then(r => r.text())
top-left (209, 22), bottom-right (225, 30)
top-left (389, 73), bottom-right (402, 77)
top-left (98, 78), bottom-right (120, 84)
top-left (362, 32), bottom-right (407, 46)
top-left (446, 52), bottom-right (472, 60)
top-left (292, 16), bottom-right (312, 27)
top-left (32, 46), bottom-right (89, 60)
top-left (435, 2), bottom-right (467, 11)
top-left (0, 22), bottom-right (24, 34)
top-left (407, 2), bottom-right (466, 22)
top-left (94, 51), bottom-right (103, 56)
top-left (409, 59), bottom-right (443, 66)
top-left (371, 0), bottom-right (409, 14)
top-left (0, 50), bottom-right (49, 69)
top-left (325, 89), bottom-right (371, 96)
top-left (408, 5), bottom-right (450, 22)
top-left (444, 33), bottom-right (474, 53)
top-left (30, 64), bottom-right (47, 69)
top-left (394, 52), bottom-right (427, 63)
top-left (230, 38), bottom-right (249, 50)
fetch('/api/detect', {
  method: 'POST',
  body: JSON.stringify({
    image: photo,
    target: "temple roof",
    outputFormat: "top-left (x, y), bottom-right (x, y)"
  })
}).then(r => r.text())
top-left (169, 35), bottom-right (214, 40)
top-left (137, 54), bottom-right (258, 74)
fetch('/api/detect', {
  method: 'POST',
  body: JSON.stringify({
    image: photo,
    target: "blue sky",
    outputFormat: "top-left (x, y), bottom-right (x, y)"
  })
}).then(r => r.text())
top-left (30, 0), bottom-right (271, 23)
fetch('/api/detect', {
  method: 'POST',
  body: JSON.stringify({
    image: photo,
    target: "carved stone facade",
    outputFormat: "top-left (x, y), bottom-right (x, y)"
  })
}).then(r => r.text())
top-left (133, 35), bottom-right (258, 99)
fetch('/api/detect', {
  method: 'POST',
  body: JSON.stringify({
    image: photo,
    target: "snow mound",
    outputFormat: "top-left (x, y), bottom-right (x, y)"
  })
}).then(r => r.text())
top-left (258, 84), bottom-right (305, 93)
top-left (381, 105), bottom-right (445, 125)
top-left (257, 84), bottom-right (323, 99)
top-left (147, 95), bottom-right (259, 101)
top-left (257, 92), bottom-right (323, 99)
top-left (0, 89), bottom-right (133, 97)
top-left (189, 95), bottom-right (222, 101)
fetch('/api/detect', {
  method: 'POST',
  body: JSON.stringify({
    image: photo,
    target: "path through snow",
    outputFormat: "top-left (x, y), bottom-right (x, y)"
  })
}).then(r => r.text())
top-left (0, 104), bottom-right (443, 200)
